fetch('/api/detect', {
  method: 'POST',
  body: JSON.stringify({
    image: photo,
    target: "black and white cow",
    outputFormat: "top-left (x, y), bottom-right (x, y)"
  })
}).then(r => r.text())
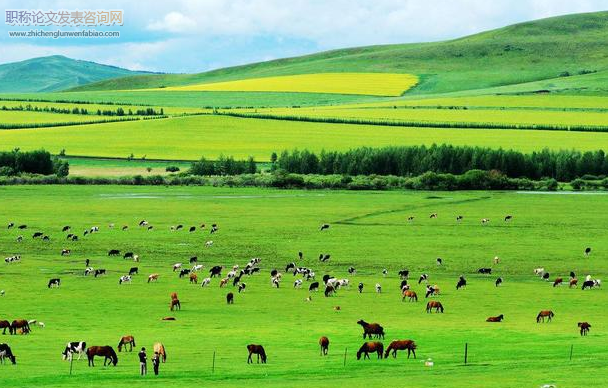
top-left (32, 232), bottom-right (44, 239)
top-left (4, 255), bottom-right (20, 264)
top-left (238, 283), bottom-right (246, 293)
top-left (84, 267), bottom-right (94, 276)
top-left (129, 267), bottom-right (138, 276)
top-left (48, 278), bottom-right (61, 288)
top-left (209, 266), bottom-right (223, 278)
top-left (62, 341), bottom-right (86, 361)
top-left (61, 249), bottom-right (71, 256)
top-left (179, 268), bottom-right (190, 278)
top-left (94, 269), bottom-right (106, 278)
top-left (0, 343), bottom-right (16, 364)
top-left (478, 268), bottom-right (492, 275)
top-left (123, 252), bottom-right (134, 260)
top-left (119, 275), bottom-right (132, 285)
top-left (108, 249), bottom-right (120, 256)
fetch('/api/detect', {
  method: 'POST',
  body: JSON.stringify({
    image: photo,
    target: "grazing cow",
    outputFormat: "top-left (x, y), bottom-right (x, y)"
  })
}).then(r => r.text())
top-left (189, 256), bottom-right (198, 263)
top-left (429, 213), bottom-right (438, 219)
top-left (153, 343), bottom-right (167, 363)
top-left (226, 292), bottom-right (234, 304)
top-left (358, 282), bottom-right (364, 293)
top-left (192, 264), bottom-right (204, 272)
top-left (426, 301), bottom-right (444, 313)
top-left (48, 278), bottom-right (61, 288)
top-left (486, 314), bottom-right (504, 322)
top-left (375, 283), bottom-right (382, 293)
top-left (108, 249), bottom-right (120, 256)
top-left (84, 267), bottom-right (94, 276)
top-left (542, 272), bottom-right (550, 281)
top-left (148, 274), bottom-right (159, 283)
top-left (62, 341), bottom-right (86, 361)
top-left (42, 235), bottom-right (50, 241)
top-left (495, 277), bottom-right (503, 287)
top-left (227, 270), bottom-right (238, 279)
top-left (407, 216), bottom-right (414, 222)
top-left (189, 273), bottom-right (198, 284)
top-left (478, 268), bottom-right (492, 275)
top-left (4, 255), bottom-right (21, 264)
top-left (324, 285), bottom-right (335, 297)
top-left (128, 267), bottom-right (138, 276)
top-left (32, 232), bottom-right (44, 239)
top-left (172, 263), bottom-right (182, 272)
top-left (138, 220), bottom-right (148, 227)
top-left (18, 224), bottom-right (27, 230)
top-left (382, 269), bottom-right (388, 277)
top-left (209, 266), bottom-right (223, 278)
top-left (94, 269), bottom-right (106, 278)
top-left (179, 269), bottom-right (191, 278)
top-left (246, 344), bottom-right (266, 364)
top-left (534, 268), bottom-right (545, 276)
top-left (456, 276), bottom-right (467, 290)
top-left (16, 236), bottom-right (22, 242)
top-left (67, 233), bottom-right (74, 240)
top-left (582, 280), bottom-right (597, 290)
top-left (0, 320), bottom-right (10, 335)
top-left (210, 225), bottom-right (218, 234)
top-left (238, 283), bottom-right (246, 293)
top-left (357, 342), bottom-right (384, 360)
top-left (436, 257), bottom-right (443, 266)
top-left (9, 320), bottom-right (30, 335)
top-left (494, 256), bottom-right (500, 265)
top-left (70, 235), bottom-right (77, 241)
top-left (578, 322), bottom-right (591, 336)
top-left (233, 275), bottom-right (243, 287)
top-left (569, 278), bottom-right (578, 288)
top-left (320, 224), bottom-right (330, 231)
top-left (86, 346), bottom-right (118, 367)
top-left (402, 290), bottom-right (418, 302)
top-left (553, 277), bottom-right (563, 287)
top-left (584, 247), bottom-right (591, 257)
top-left (456, 215), bottom-right (463, 222)
top-left (319, 254), bottom-right (330, 262)
top-left (399, 270), bottom-right (409, 279)
top-left (189, 226), bottom-right (196, 233)
top-left (285, 262), bottom-right (296, 273)
top-left (425, 285), bottom-right (439, 298)
top-left (536, 310), bottom-right (554, 323)
top-left (61, 249), bottom-right (71, 256)
top-left (118, 275), bottom-right (132, 285)
top-left (504, 215), bottom-right (513, 222)
top-left (201, 277), bottom-right (211, 287)
top-left (309, 281), bottom-right (319, 292)
top-left (170, 299), bottom-right (181, 311)
top-left (162, 317), bottom-right (176, 321)
top-left (357, 320), bottom-right (385, 339)
top-left (319, 336), bottom-right (329, 356)
top-left (418, 274), bottom-right (428, 284)
top-left (347, 266), bottom-right (356, 274)
top-left (122, 225), bottom-right (128, 231)
top-left (384, 340), bottom-right (417, 359)
top-left (294, 279), bottom-right (303, 288)
top-left (481, 218), bottom-right (490, 225)
top-left (123, 252), bottom-right (134, 259)
top-left (7, 222), bottom-right (14, 229)
top-left (298, 251), bottom-right (303, 260)
top-left (219, 278), bottom-right (229, 287)
top-left (0, 343), bottom-right (16, 364)
top-left (205, 241), bottom-right (213, 247)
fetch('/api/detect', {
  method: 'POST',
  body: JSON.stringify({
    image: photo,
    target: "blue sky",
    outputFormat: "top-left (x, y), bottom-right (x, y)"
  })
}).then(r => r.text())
top-left (1, 0), bottom-right (606, 73)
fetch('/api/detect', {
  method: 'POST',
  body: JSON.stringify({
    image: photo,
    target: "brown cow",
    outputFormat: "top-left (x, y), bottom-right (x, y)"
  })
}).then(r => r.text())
top-left (189, 273), bottom-right (198, 284)
top-left (319, 336), bottom-right (329, 356)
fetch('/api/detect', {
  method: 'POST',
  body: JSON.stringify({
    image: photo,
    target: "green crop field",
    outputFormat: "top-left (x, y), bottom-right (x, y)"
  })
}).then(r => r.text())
top-left (4, 114), bottom-right (608, 161)
top-left (0, 111), bottom-right (136, 125)
top-left (0, 185), bottom-right (607, 388)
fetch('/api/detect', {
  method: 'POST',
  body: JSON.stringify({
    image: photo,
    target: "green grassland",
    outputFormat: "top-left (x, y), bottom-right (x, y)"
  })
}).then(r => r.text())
top-left (65, 158), bottom-right (192, 177)
top-left (0, 185), bottom-right (607, 388)
top-left (5, 114), bottom-right (608, 161)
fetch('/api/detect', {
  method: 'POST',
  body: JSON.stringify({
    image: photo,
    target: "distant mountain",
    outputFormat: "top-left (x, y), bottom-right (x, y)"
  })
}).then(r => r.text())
top-left (0, 55), bottom-right (153, 92)
top-left (71, 11), bottom-right (608, 96)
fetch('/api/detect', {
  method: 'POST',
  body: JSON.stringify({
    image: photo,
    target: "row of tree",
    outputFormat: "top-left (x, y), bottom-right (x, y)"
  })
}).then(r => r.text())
top-left (1, 104), bottom-right (163, 116)
top-left (0, 149), bottom-right (68, 177)
top-left (189, 155), bottom-right (257, 176)
top-left (273, 145), bottom-right (608, 181)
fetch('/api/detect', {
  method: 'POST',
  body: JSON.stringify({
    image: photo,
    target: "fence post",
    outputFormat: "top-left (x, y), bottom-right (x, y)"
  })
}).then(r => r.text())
top-left (212, 350), bottom-right (216, 373)
top-left (343, 347), bottom-right (347, 366)
top-left (464, 343), bottom-right (468, 365)
top-left (69, 355), bottom-right (74, 375)
top-left (569, 344), bottom-right (573, 361)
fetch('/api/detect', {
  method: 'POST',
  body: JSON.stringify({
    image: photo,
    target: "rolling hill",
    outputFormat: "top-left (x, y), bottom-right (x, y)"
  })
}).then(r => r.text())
top-left (0, 55), bottom-right (152, 92)
top-left (69, 11), bottom-right (608, 96)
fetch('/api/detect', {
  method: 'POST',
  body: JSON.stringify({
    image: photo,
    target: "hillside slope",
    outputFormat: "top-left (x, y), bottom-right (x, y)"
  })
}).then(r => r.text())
top-left (70, 11), bottom-right (608, 96)
top-left (0, 55), bottom-right (152, 92)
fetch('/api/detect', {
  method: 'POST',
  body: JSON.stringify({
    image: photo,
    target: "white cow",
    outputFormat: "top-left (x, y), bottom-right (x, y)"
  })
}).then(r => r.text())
top-left (201, 277), bottom-right (211, 287)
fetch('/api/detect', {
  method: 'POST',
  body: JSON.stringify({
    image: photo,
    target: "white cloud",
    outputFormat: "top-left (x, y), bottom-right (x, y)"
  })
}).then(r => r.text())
top-left (147, 11), bottom-right (197, 33)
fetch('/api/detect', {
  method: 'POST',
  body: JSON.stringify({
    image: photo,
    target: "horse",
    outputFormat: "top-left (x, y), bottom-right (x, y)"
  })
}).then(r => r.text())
top-left (356, 342), bottom-right (383, 360)
top-left (9, 320), bottom-right (30, 335)
top-left (384, 340), bottom-right (416, 359)
top-left (0, 343), bottom-right (16, 364)
top-left (86, 346), bottom-right (118, 366)
top-left (247, 344), bottom-right (267, 364)
top-left (486, 314), bottom-right (504, 322)
top-left (319, 336), bottom-right (329, 356)
top-left (117, 336), bottom-right (135, 352)
top-left (153, 342), bottom-right (167, 363)
top-left (0, 320), bottom-right (10, 335)
top-left (578, 322), bottom-right (591, 336)
top-left (170, 292), bottom-right (178, 300)
top-left (536, 310), bottom-right (554, 323)
top-left (356, 320), bottom-right (385, 339)
top-left (170, 299), bottom-right (181, 311)
top-left (402, 290), bottom-right (418, 302)
top-left (426, 301), bottom-right (444, 313)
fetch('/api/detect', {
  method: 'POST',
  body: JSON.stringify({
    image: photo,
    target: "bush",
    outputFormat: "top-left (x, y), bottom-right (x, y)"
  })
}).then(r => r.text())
top-left (166, 166), bottom-right (180, 172)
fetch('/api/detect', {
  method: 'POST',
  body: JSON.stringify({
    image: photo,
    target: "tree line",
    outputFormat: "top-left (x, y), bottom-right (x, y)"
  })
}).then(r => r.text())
top-left (0, 149), bottom-right (68, 177)
top-left (1, 104), bottom-right (164, 116)
top-left (189, 155), bottom-right (257, 176)
top-left (274, 145), bottom-right (608, 181)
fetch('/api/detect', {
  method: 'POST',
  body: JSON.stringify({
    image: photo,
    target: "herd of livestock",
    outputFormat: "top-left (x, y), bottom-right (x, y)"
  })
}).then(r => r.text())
top-left (0, 213), bottom-right (602, 369)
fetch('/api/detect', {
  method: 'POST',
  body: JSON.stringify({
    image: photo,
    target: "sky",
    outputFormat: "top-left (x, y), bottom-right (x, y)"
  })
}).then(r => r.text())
top-left (0, 0), bottom-right (606, 73)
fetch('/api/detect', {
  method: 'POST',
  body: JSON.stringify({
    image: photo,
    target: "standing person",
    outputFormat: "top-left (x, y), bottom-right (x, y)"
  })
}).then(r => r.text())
top-left (152, 351), bottom-right (160, 376)
top-left (138, 347), bottom-right (147, 376)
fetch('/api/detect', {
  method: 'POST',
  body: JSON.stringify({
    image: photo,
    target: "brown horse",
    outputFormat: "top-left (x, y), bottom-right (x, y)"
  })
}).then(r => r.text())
top-left (426, 301), bottom-right (444, 313)
top-left (170, 292), bottom-right (178, 300)
top-left (117, 336), bottom-right (135, 352)
top-left (357, 342), bottom-right (383, 360)
top-left (86, 346), bottom-right (118, 366)
top-left (247, 344), bottom-right (267, 364)
top-left (402, 290), bottom-right (418, 302)
top-left (486, 314), bottom-right (504, 322)
top-left (9, 319), bottom-right (30, 335)
top-left (170, 299), bottom-right (181, 311)
top-left (357, 320), bottom-right (385, 339)
top-left (578, 322), bottom-right (591, 336)
top-left (153, 342), bottom-right (167, 362)
top-left (319, 336), bottom-right (329, 356)
top-left (384, 340), bottom-right (416, 359)
top-left (536, 310), bottom-right (554, 323)
top-left (553, 278), bottom-right (563, 287)
top-left (0, 320), bottom-right (10, 335)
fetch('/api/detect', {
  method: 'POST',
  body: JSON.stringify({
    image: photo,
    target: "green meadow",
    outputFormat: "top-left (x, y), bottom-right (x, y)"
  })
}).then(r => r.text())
top-left (1, 185), bottom-right (607, 388)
